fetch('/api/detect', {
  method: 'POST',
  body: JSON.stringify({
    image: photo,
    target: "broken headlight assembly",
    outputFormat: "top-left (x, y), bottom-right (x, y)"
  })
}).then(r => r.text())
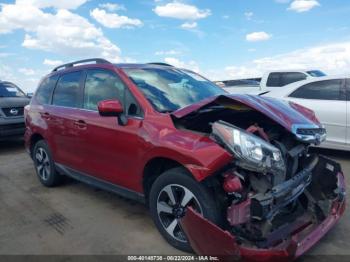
top-left (212, 121), bottom-right (285, 176)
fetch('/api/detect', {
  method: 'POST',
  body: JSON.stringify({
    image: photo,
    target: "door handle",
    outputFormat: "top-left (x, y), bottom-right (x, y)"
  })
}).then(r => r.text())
top-left (74, 120), bottom-right (87, 129)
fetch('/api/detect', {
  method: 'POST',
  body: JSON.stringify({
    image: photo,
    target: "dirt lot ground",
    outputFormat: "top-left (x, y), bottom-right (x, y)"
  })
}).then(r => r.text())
top-left (1, 139), bottom-right (350, 259)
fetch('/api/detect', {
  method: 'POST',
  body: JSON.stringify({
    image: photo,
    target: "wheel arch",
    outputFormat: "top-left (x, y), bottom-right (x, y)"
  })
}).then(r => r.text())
top-left (142, 157), bottom-right (192, 202)
top-left (29, 133), bottom-right (45, 157)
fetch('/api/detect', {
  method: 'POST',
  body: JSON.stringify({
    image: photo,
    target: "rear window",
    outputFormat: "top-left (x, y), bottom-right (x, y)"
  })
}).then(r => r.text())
top-left (35, 75), bottom-right (58, 104)
top-left (52, 71), bottom-right (82, 108)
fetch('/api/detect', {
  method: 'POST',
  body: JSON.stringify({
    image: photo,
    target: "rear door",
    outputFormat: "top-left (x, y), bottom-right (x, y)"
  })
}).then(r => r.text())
top-left (287, 79), bottom-right (347, 147)
top-left (49, 70), bottom-right (85, 170)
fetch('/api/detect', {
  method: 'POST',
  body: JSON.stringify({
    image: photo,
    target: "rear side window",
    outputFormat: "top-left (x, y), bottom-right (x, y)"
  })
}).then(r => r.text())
top-left (52, 71), bottom-right (82, 108)
top-left (35, 75), bottom-right (58, 104)
top-left (83, 69), bottom-right (125, 111)
top-left (289, 79), bottom-right (344, 101)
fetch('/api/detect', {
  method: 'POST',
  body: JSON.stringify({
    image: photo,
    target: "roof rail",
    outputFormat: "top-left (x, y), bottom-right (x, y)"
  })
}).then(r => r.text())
top-left (52, 58), bottom-right (112, 72)
top-left (147, 62), bottom-right (174, 67)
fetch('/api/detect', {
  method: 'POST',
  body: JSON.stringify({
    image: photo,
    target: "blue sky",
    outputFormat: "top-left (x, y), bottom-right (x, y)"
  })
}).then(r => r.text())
top-left (0, 0), bottom-right (350, 91)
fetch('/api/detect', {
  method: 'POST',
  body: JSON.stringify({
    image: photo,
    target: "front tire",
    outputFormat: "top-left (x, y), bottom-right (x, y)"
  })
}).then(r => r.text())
top-left (33, 140), bottom-right (62, 187)
top-left (149, 167), bottom-right (221, 253)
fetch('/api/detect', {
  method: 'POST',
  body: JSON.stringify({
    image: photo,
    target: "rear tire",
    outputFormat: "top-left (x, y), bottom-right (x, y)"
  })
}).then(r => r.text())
top-left (149, 167), bottom-right (221, 253)
top-left (33, 140), bottom-right (62, 187)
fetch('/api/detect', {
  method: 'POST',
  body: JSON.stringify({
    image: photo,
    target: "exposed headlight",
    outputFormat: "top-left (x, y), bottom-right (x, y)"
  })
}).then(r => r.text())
top-left (212, 121), bottom-right (286, 176)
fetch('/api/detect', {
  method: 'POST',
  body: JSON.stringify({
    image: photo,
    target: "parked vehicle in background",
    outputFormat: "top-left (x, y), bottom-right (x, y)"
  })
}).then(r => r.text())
top-left (223, 69), bottom-right (326, 94)
top-left (0, 81), bottom-right (31, 140)
top-left (264, 75), bottom-right (349, 151)
top-left (25, 59), bottom-right (345, 260)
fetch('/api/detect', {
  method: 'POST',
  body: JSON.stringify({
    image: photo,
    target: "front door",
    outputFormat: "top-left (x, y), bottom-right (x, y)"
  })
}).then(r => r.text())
top-left (74, 69), bottom-right (144, 191)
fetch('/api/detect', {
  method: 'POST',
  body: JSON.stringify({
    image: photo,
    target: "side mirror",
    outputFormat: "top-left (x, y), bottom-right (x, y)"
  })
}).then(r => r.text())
top-left (98, 99), bottom-right (127, 125)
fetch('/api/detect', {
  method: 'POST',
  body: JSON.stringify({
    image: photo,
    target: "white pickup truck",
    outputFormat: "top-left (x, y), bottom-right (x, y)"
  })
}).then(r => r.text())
top-left (221, 70), bottom-right (326, 94)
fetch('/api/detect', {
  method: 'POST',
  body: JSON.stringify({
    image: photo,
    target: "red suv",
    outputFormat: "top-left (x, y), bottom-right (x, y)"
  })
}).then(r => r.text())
top-left (25, 59), bottom-right (345, 260)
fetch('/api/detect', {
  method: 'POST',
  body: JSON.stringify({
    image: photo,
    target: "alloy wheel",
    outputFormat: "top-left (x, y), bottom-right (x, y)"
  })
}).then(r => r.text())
top-left (35, 147), bottom-right (51, 181)
top-left (157, 184), bottom-right (202, 242)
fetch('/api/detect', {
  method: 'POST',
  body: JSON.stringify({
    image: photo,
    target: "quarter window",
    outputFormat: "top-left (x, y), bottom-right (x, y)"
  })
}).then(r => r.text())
top-left (52, 71), bottom-right (82, 108)
top-left (289, 79), bottom-right (344, 101)
top-left (83, 70), bottom-right (125, 111)
top-left (35, 75), bottom-right (58, 104)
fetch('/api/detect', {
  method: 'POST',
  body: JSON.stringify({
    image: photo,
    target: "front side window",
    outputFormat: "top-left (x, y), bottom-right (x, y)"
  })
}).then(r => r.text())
top-left (83, 70), bottom-right (125, 111)
top-left (289, 79), bottom-right (344, 101)
top-left (35, 75), bottom-right (58, 104)
top-left (52, 71), bottom-right (82, 108)
top-left (123, 68), bottom-right (225, 112)
top-left (0, 82), bottom-right (26, 98)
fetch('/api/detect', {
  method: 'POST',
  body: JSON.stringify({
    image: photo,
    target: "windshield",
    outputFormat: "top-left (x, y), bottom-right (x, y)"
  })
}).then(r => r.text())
top-left (124, 68), bottom-right (226, 112)
top-left (307, 70), bottom-right (326, 77)
top-left (0, 82), bottom-right (26, 98)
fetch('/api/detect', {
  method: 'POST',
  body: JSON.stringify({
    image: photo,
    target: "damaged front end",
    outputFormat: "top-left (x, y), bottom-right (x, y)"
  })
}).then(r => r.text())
top-left (173, 95), bottom-right (346, 260)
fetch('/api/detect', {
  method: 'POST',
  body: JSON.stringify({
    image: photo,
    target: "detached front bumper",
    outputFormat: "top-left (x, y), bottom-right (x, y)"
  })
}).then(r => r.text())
top-left (180, 171), bottom-right (346, 261)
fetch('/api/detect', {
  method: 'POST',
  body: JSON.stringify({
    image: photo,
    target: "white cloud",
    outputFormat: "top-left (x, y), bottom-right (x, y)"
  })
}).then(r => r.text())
top-left (99, 3), bottom-right (126, 12)
top-left (222, 15), bottom-right (230, 19)
top-left (288, 0), bottom-right (320, 13)
top-left (90, 8), bottom-right (143, 29)
top-left (153, 2), bottom-right (211, 20)
top-left (223, 42), bottom-right (350, 80)
top-left (0, 3), bottom-right (122, 62)
top-left (181, 21), bottom-right (197, 29)
top-left (19, 68), bottom-right (35, 76)
top-left (16, 0), bottom-right (88, 10)
top-left (244, 12), bottom-right (254, 20)
top-left (164, 57), bottom-right (200, 72)
top-left (43, 59), bottom-right (63, 66)
top-left (155, 50), bottom-right (181, 56)
top-left (246, 31), bottom-right (271, 42)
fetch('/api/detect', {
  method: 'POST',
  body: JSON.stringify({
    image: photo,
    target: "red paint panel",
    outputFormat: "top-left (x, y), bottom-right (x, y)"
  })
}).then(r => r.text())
top-left (180, 207), bottom-right (240, 258)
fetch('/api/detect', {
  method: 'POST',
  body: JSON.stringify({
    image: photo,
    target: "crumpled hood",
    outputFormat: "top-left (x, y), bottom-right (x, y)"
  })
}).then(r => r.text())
top-left (171, 94), bottom-right (321, 132)
top-left (0, 97), bottom-right (30, 108)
